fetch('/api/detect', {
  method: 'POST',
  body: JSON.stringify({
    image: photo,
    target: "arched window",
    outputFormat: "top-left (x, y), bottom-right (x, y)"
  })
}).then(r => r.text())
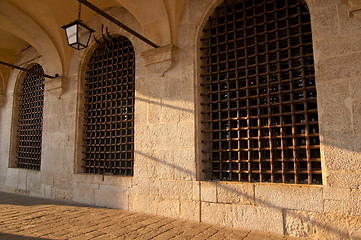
top-left (200, 0), bottom-right (321, 184)
top-left (16, 64), bottom-right (45, 170)
top-left (83, 35), bottom-right (135, 176)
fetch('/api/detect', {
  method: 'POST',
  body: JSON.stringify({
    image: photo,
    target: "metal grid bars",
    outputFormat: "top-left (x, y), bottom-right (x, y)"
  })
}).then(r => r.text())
top-left (83, 35), bottom-right (135, 176)
top-left (200, 0), bottom-right (322, 184)
top-left (16, 64), bottom-right (45, 170)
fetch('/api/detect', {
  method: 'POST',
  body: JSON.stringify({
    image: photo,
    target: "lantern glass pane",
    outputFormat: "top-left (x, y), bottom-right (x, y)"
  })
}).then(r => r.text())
top-left (78, 24), bottom-right (92, 47)
top-left (66, 25), bottom-right (77, 45)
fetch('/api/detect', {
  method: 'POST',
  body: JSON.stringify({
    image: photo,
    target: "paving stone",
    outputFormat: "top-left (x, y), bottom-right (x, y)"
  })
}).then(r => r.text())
top-left (0, 191), bottom-right (307, 240)
top-left (191, 226), bottom-right (221, 239)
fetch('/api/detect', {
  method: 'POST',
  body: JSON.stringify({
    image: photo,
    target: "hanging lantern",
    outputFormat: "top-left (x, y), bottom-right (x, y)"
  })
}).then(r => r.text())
top-left (62, 2), bottom-right (94, 50)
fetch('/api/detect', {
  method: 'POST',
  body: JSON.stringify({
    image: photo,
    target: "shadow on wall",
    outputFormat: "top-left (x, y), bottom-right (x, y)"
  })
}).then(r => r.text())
top-left (135, 146), bottom-right (354, 239)
top-left (0, 134), bottom-right (357, 239)
top-left (135, 150), bottom-right (194, 178)
top-left (135, 96), bottom-right (193, 113)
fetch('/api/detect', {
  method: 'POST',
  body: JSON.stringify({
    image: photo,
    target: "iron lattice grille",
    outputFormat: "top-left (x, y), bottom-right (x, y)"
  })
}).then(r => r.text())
top-left (16, 64), bottom-right (45, 170)
top-left (200, 0), bottom-right (322, 184)
top-left (84, 36), bottom-right (135, 176)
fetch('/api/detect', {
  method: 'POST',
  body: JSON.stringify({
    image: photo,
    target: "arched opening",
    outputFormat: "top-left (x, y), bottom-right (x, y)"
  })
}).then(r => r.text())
top-left (82, 35), bottom-right (135, 176)
top-left (15, 64), bottom-right (45, 170)
top-left (199, 0), bottom-right (321, 184)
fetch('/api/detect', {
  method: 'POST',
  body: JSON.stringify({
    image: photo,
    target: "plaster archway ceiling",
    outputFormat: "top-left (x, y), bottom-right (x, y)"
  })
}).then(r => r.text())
top-left (0, 29), bottom-right (29, 94)
top-left (0, 0), bottom-right (185, 93)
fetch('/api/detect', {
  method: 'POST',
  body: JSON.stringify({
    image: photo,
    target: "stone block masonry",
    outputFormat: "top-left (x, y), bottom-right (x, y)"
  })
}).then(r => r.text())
top-left (0, 0), bottom-right (361, 239)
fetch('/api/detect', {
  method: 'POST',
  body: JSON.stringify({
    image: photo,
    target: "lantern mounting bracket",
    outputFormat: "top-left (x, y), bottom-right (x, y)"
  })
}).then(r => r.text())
top-left (0, 60), bottom-right (59, 79)
top-left (77, 0), bottom-right (159, 49)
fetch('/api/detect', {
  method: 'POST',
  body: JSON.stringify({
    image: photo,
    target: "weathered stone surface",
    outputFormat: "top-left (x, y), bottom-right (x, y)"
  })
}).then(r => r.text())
top-left (326, 171), bottom-right (361, 189)
top-left (307, 0), bottom-right (338, 8)
top-left (178, 24), bottom-right (198, 47)
top-left (314, 36), bottom-right (361, 59)
top-left (73, 183), bottom-right (97, 205)
top-left (311, 5), bottom-right (339, 37)
top-left (352, 100), bottom-right (361, 135)
top-left (44, 76), bottom-right (62, 96)
top-left (155, 198), bottom-right (181, 219)
top-left (324, 199), bottom-right (351, 214)
top-left (134, 97), bottom-right (148, 125)
top-left (173, 148), bottom-right (196, 181)
top-left (200, 181), bottom-right (217, 202)
top-left (180, 200), bottom-right (200, 221)
top-left (130, 178), bottom-right (150, 195)
top-left (255, 184), bottom-right (323, 212)
top-left (26, 171), bottom-right (41, 195)
top-left (201, 202), bottom-right (284, 234)
top-left (201, 202), bottom-right (233, 228)
top-left (5, 169), bottom-right (18, 190)
top-left (40, 184), bottom-right (52, 198)
top-left (151, 150), bottom-right (175, 179)
top-left (285, 210), bottom-right (361, 239)
top-left (216, 182), bottom-right (254, 205)
top-left (323, 187), bottom-right (351, 201)
top-left (94, 185), bottom-right (129, 210)
top-left (142, 45), bottom-right (174, 75)
top-left (0, 0), bottom-right (361, 238)
top-left (51, 187), bottom-right (73, 201)
top-left (351, 230), bottom-right (361, 240)
top-left (317, 80), bottom-right (352, 131)
top-left (284, 210), bottom-right (314, 238)
top-left (316, 54), bottom-right (361, 83)
top-left (101, 175), bottom-right (132, 188)
top-left (72, 174), bottom-right (102, 185)
top-left (323, 145), bottom-right (361, 171)
top-left (128, 194), bottom-right (149, 213)
top-left (351, 189), bottom-right (361, 215)
top-left (232, 204), bottom-right (284, 234)
top-left (149, 179), bottom-right (193, 200)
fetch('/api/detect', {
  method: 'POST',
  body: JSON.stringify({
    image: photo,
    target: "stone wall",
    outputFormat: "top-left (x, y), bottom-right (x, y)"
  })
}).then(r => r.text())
top-left (0, 0), bottom-right (361, 239)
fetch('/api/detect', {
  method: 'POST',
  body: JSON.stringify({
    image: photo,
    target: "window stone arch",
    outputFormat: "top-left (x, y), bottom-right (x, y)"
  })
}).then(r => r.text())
top-left (82, 35), bottom-right (135, 176)
top-left (15, 64), bottom-right (45, 170)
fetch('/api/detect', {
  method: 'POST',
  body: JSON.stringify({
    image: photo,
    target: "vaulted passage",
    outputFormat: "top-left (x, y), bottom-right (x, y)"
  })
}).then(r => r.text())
top-left (83, 36), bottom-right (135, 176)
top-left (200, 0), bottom-right (321, 184)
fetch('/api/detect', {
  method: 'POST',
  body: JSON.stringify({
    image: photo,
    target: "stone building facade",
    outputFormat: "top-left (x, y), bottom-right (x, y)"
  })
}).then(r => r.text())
top-left (0, 0), bottom-right (361, 239)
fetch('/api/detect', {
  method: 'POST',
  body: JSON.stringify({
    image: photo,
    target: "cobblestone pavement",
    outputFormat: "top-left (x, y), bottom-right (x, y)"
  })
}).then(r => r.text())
top-left (0, 191), bottom-right (302, 240)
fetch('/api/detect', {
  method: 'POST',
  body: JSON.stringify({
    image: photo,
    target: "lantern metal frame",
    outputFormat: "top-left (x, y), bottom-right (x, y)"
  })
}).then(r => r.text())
top-left (61, 2), bottom-right (94, 50)
top-left (62, 19), bottom-right (95, 50)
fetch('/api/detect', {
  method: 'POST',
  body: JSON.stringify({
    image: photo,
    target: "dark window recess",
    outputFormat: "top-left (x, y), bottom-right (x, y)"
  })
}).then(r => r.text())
top-left (200, 0), bottom-right (322, 184)
top-left (16, 64), bottom-right (45, 171)
top-left (83, 35), bottom-right (135, 176)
